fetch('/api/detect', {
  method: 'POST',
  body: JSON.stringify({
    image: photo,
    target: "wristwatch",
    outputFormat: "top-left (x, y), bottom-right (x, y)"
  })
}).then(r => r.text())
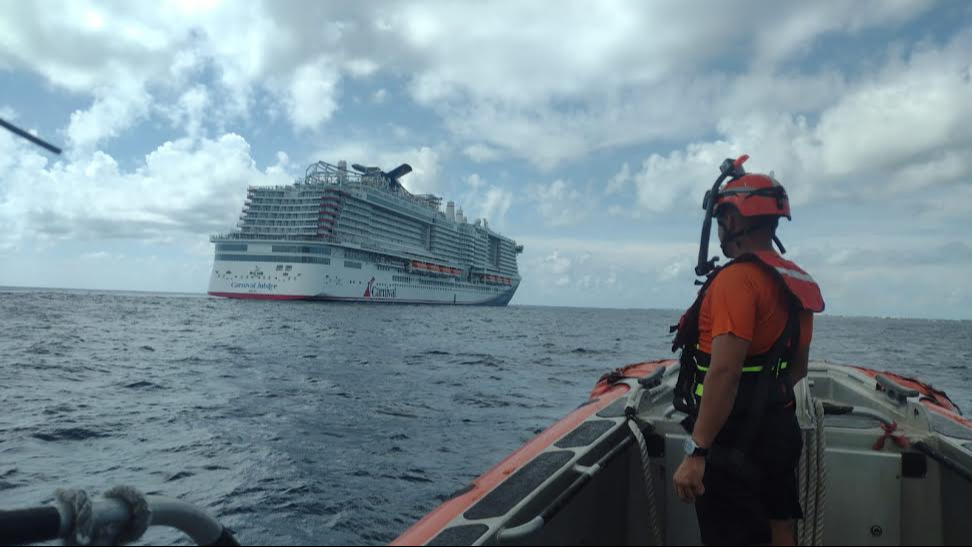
top-left (684, 437), bottom-right (710, 458)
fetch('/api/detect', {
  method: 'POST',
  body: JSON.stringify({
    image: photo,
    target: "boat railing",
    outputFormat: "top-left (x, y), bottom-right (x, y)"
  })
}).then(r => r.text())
top-left (0, 488), bottom-right (239, 547)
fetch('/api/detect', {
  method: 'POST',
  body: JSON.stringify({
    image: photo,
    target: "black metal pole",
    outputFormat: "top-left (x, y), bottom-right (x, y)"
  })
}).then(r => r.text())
top-left (0, 118), bottom-right (62, 155)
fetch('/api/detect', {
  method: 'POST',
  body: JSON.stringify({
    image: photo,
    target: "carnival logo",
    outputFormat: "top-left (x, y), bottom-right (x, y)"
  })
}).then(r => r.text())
top-left (363, 277), bottom-right (396, 299)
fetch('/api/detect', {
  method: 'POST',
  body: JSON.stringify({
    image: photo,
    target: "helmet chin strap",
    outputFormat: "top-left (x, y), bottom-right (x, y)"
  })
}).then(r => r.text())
top-left (718, 225), bottom-right (748, 257)
top-left (718, 221), bottom-right (787, 256)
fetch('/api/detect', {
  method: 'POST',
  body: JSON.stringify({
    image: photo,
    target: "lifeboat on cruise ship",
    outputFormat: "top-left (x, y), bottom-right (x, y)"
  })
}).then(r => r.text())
top-left (408, 261), bottom-right (462, 277)
top-left (392, 361), bottom-right (972, 546)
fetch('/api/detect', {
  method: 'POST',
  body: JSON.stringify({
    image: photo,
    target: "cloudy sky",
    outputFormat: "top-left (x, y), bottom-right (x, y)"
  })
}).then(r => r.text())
top-left (1, 1), bottom-right (970, 319)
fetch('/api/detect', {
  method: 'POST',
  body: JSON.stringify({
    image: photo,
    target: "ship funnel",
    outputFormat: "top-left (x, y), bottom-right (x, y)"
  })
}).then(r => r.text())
top-left (447, 201), bottom-right (456, 222)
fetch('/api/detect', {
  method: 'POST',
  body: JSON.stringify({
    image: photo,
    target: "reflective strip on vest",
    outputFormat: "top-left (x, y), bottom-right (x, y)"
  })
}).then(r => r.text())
top-left (775, 265), bottom-right (816, 284)
top-left (696, 361), bottom-right (789, 374)
top-left (694, 362), bottom-right (789, 398)
top-left (697, 364), bottom-right (766, 373)
top-left (750, 250), bottom-right (825, 313)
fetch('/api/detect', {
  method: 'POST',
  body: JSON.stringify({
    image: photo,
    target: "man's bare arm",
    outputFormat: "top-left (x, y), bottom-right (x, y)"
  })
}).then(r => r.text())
top-left (692, 333), bottom-right (749, 447)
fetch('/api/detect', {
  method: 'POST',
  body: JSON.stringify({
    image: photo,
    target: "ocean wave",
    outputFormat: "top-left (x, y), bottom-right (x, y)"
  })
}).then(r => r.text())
top-left (32, 427), bottom-right (111, 442)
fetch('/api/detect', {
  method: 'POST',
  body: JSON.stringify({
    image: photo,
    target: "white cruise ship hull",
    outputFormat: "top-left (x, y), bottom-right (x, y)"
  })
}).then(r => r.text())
top-left (207, 242), bottom-right (518, 306)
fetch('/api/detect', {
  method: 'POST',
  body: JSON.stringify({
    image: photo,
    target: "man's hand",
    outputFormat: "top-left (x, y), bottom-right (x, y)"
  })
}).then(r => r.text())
top-left (673, 455), bottom-right (706, 503)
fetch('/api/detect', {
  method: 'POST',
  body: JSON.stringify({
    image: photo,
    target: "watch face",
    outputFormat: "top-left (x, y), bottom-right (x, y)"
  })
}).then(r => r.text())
top-left (684, 437), bottom-right (696, 455)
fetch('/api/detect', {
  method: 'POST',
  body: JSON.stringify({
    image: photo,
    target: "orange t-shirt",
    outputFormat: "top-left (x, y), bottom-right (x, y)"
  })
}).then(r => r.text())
top-left (698, 262), bottom-right (813, 356)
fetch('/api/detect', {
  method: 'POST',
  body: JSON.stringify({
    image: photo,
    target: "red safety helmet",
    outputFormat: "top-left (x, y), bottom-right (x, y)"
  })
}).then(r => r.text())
top-left (714, 173), bottom-right (791, 220)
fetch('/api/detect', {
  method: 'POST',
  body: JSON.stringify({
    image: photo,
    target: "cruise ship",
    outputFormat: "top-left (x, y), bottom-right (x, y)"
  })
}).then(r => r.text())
top-left (208, 161), bottom-right (523, 305)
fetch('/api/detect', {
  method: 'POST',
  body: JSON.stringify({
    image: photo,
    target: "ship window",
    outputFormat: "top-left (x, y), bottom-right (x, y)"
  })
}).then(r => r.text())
top-left (344, 261), bottom-right (362, 269)
top-left (217, 243), bottom-right (248, 252)
top-left (216, 254), bottom-right (330, 265)
top-left (276, 265), bottom-right (284, 271)
top-left (285, 265), bottom-right (293, 271)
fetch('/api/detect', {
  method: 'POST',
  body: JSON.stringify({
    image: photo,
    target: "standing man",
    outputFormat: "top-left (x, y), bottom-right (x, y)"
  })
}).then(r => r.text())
top-left (670, 157), bottom-right (825, 546)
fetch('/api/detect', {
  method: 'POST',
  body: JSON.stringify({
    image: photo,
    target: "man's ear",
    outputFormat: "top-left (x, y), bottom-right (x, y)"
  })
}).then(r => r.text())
top-left (722, 212), bottom-right (736, 232)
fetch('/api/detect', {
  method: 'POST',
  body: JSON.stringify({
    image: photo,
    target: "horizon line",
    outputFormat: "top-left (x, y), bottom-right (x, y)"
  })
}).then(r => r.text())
top-left (1, 284), bottom-right (968, 322)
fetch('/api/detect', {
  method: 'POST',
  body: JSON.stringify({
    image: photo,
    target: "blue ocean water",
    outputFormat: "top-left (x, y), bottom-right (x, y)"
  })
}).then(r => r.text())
top-left (1, 288), bottom-right (970, 545)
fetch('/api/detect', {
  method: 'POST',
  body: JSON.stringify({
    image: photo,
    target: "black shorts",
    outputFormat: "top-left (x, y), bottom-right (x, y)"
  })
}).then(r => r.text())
top-left (694, 407), bottom-right (804, 546)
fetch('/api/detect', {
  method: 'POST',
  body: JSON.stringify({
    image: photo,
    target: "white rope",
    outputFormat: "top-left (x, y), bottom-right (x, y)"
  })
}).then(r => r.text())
top-left (54, 486), bottom-right (152, 546)
top-left (812, 400), bottom-right (827, 546)
top-left (620, 381), bottom-right (663, 546)
top-left (797, 399), bottom-right (828, 546)
top-left (797, 437), bottom-right (810, 545)
top-left (104, 485), bottom-right (152, 545)
top-left (627, 419), bottom-right (663, 546)
top-left (55, 489), bottom-right (94, 546)
top-left (806, 422), bottom-right (818, 543)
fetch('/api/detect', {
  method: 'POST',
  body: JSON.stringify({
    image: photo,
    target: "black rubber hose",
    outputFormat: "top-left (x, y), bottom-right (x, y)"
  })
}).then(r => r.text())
top-left (0, 506), bottom-right (61, 546)
top-left (695, 156), bottom-right (747, 277)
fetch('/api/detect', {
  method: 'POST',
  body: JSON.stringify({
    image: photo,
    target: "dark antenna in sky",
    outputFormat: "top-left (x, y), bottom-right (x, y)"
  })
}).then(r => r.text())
top-left (0, 117), bottom-right (62, 155)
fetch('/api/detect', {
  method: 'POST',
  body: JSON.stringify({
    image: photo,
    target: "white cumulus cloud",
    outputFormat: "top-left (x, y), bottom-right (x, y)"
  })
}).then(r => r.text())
top-left (66, 80), bottom-right (152, 152)
top-left (286, 58), bottom-right (341, 131)
top-left (527, 179), bottom-right (592, 227)
top-left (0, 130), bottom-right (293, 247)
top-left (460, 174), bottom-right (513, 227)
top-left (463, 143), bottom-right (503, 163)
top-left (619, 27), bottom-right (972, 217)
